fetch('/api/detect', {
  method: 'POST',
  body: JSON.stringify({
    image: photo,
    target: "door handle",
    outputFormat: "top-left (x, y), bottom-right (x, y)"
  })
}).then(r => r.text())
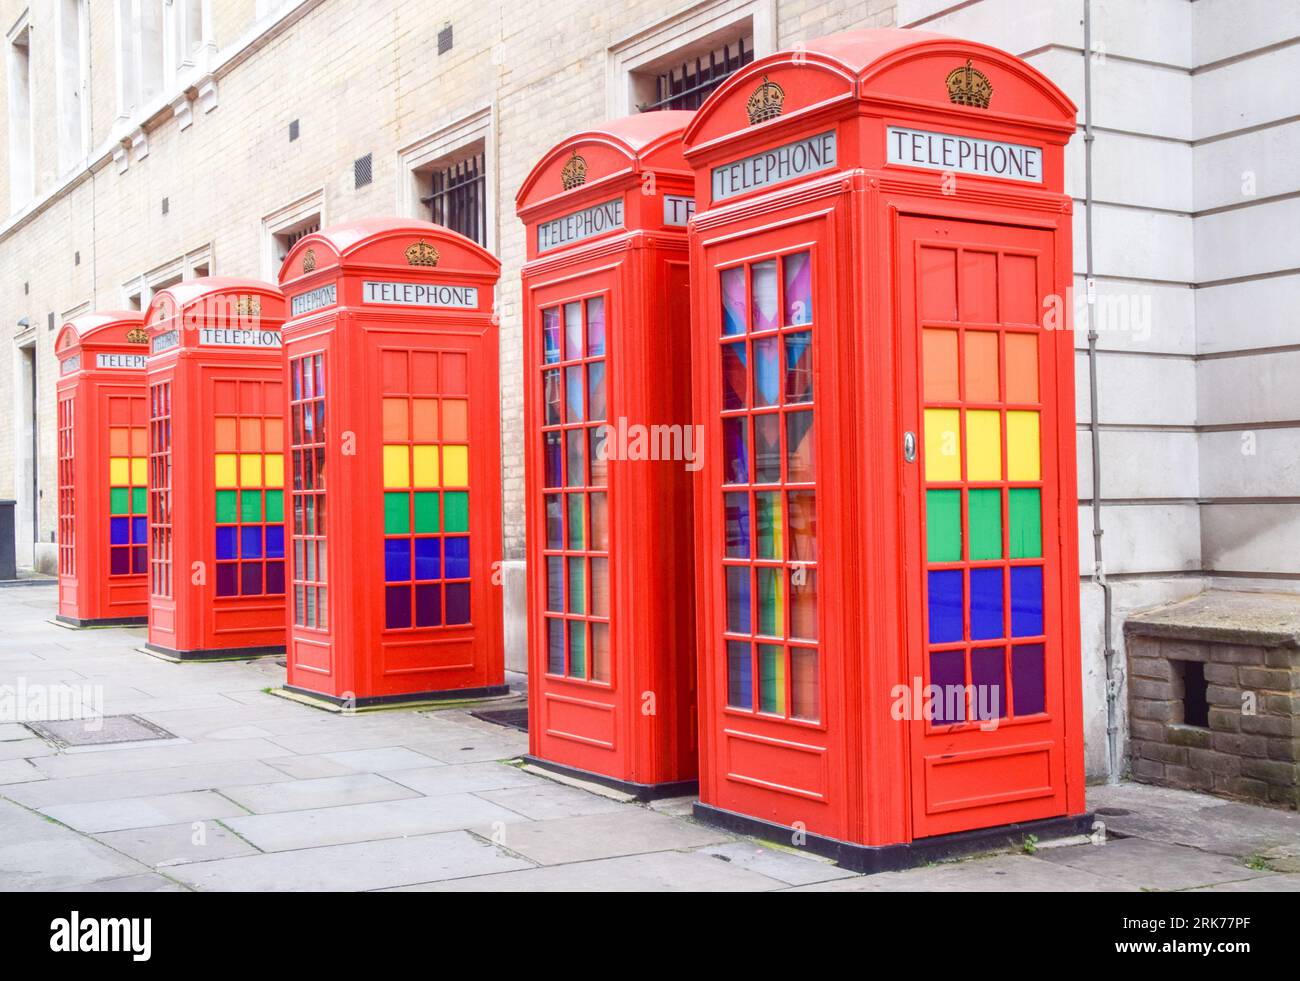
top-left (903, 431), bottom-right (917, 463)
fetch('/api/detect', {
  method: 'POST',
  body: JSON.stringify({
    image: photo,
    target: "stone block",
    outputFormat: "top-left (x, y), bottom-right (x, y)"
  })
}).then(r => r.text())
top-left (1131, 698), bottom-right (1180, 723)
top-left (1138, 741), bottom-right (1188, 765)
top-left (1165, 723), bottom-right (1213, 749)
top-left (1239, 667), bottom-right (1300, 692)
top-left (1187, 747), bottom-right (1240, 775)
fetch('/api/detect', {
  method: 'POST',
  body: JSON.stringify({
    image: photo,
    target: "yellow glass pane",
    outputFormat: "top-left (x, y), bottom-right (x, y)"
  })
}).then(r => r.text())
top-left (130, 457), bottom-right (147, 487)
top-left (264, 453), bottom-right (285, 488)
top-left (214, 454), bottom-right (238, 488)
top-left (109, 457), bottom-right (130, 486)
top-left (239, 453), bottom-right (264, 488)
top-left (923, 409), bottom-right (961, 482)
top-left (443, 445), bottom-right (469, 486)
top-left (383, 445), bottom-right (410, 488)
top-left (412, 445), bottom-right (439, 487)
top-left (966, 410), bottom-right (1002, 481)
top-left (1007, 411), bottom-right (1041, 480)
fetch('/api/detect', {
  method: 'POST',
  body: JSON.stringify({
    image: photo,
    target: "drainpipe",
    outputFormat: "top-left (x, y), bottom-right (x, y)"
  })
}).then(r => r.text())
top-left (1083, 0), bottom-right (1121, 785)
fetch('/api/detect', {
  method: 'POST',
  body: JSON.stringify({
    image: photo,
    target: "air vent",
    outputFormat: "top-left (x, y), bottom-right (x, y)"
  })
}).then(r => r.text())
top-left (438, 23), bottom-right (453, 54)
top-left (354, 153), bottom-right (373, 188)
top-left (289, 119), bottom-right (299, 142)
top-left (47, 312), bottom-right (54, 331)
top-left (74, 251), bottom-right (80, 266)
top-left (162, 197), bottom-right (169, 215)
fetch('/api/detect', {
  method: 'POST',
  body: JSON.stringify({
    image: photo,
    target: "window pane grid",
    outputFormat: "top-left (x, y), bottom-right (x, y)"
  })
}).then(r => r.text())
top-left (57, 397), bottom-right (75, 577)
top-left (540, 297), bottom-right (610, 684)
top-left (148, 382), bottom-right (173, 598)
top-left (291, 354), bottom-right (327, 629)
top-left (719, 252), bottom-right (820, 722)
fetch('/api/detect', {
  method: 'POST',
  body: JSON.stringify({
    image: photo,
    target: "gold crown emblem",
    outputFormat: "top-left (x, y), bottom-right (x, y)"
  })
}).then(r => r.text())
top-left (406, 239), bottom-right (440, 267)
top-left (746, 75), bottom-right (785, 125)
top-left (126, 327), bottom-right (149, 345)
top-left (234, 295), bottom-right (261, 317)
top-left (946, 60), bottom-right (993, 109)
top-left (560, 150), bottom-right (588, 190)
top-left (302, 248), bottom-right (316, 273)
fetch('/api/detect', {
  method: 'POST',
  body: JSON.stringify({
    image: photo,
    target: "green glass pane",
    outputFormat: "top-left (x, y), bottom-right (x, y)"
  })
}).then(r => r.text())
top-left (969, 489), bottom-right (1003, 560)
top-left (1009, 488), bottom-right (1043, 559)
top-left (567, 495), bottom-right (585, 550)
top-left (240, 490), bottom-right (262, 522)
top-left (758, 644), bottom-right (785, 714)
top-left (110, 487), bottom-right (130, 515)
top-left (568, 622), bottom-right (587, 678)
top-left (925, 490), bottom-right (961, 562)
top-left (131, 487), bottom-right (147, 514)
top-left (443, 491), bottom-right (469, 533)
top-left (568, 557), bottom-right (586, 615)
top-left (264, 490), bottom-right (284, 523)
top-left (413, 492), bottom-right (439, 533)
top-left (384, 492), bottom-right (410, 535)
top-left (215, 490), bottom-right (237, 524)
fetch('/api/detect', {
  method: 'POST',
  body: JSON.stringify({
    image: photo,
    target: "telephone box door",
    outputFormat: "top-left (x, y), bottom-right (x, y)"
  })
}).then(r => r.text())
top-left (898, 214), bottom-right (1069, 839)
top-left (696, 213), bottom-right (847, 838)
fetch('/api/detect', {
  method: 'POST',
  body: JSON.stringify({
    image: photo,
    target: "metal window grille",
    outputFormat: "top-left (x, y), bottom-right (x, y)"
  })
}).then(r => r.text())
top-left (421, 152), bottom-right (486, 246)
top-left (641, 37), bottom-right (754, 112)
top-left (438, 24), bottom-right (453, 54)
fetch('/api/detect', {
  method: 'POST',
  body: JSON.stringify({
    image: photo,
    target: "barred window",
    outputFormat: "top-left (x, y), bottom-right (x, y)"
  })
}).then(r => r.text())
top-left (420, 148), bottom-right (486, 246)
top-left (640, 36), bottom-right (753, 112)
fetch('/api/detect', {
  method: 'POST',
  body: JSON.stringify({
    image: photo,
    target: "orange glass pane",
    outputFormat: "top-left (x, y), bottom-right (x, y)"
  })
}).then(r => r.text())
top-left (239, 417), bottom-right (263, 451)
top-left (382, 398), bottom-right (409, 441)
top-left (109, 427), bottom-right (130, 455)
top-left (1006, 333), bottom-right (1040, 403)
top-left (965, 331), bottom-right (999, 402)
top-left (264, 417), bottom-right (284, 452)
top-left (130, 427), bottom-right (148, 455)
top-left (442, 400), bottom-right (468, 442)
top-left (922, 329), bottom-right (958, 402)
top-left (214, 417), bottom-right (237, 452)
top-left (412, 399), bottom-right (438, 441)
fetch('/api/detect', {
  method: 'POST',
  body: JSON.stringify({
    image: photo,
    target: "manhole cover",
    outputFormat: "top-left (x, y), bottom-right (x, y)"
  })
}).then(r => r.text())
top-left (26, 714), bottom-right (177, 749)
top-left (469, 708), bottom-right (528, 733)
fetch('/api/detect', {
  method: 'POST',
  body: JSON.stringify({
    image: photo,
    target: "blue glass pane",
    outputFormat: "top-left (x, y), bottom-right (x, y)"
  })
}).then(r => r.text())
top-left (724, 492), bottom-right (750, 558)
top-left (1011, 566), bottom-right (1044, 636)
top-left (215, 526), bottom-right (237, 560)
top-left (927, 569), bottom-right (963, 644)
top-left (722, 342), bottom-right (747, 411)
top-left (444, 536), bottom-right (470, 578)
top-left (384, 539), bottom-right (411, 582)
top-left (726, 566), bottom-right (751, 634)
top-left (414, 537), bottom-right (441, 580)
top-left (265, 525), bottom-right (285, 559)
top-left (131, 516), bottom-right (147, 544)
top-left (969, 567), bottom-right (1004, 640)
top-left (753, 336), bottom-right (780, 407)
top-left (241, 526), bottom-right (263, 559)
top-left (721, 267), bottom-right (746, 336)
top-left (727, 640), bottom-right (752, 709)
top-left (110, 517), bottom-right (129, 545)
top-left (542, 308), bottom-right (561, 364)
top-left (723, 418), bottom-right (749, 485)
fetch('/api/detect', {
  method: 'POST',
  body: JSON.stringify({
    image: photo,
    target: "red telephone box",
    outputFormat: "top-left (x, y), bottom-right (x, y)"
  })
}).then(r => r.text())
top-left (683, 29), bottom-right (1088, 869)
top-left (143, 278), bottom-right (288, 660)
top-left (54, 312), bottom-right (150, 627)
top-left (516, 113), bottom-right (698, 797)
top-left (277, 218), bottom-right (506, 707)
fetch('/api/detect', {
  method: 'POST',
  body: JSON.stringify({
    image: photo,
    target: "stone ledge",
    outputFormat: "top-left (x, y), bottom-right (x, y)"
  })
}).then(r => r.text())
top-left (1124, 590), bottom-right (1300, 649)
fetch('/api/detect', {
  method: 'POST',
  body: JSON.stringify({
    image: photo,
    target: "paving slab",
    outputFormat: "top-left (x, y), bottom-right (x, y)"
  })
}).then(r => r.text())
top-left (0, 804), bottom-right (157, 890)
top-left (476, 807), bottom-right (733, 866)
top-left (0, 724), bottom-right (31, 742)
top-left (390, 847), bottom-right (786, 892)
top-left (170, 831), bottom-right (532, 891)
top-left (51, 873), bottom-right (188, 892)
top-left (2, 759), bottom-right (296, 808)
top-left (217, 772), bottom-right (420, 814)
top-left (318, 747), bottom-right (443, 772)
top-left (473, 781), bottom-right (628, 820)
top-left (39, 790), bottom-right (247, 834)
top-left (696, 841), bottom-right (859, 886)
top-left (0, 738), bottom-right (57, 761)
top-left (95, 820), bottom-right (262, 867)
top-left (0, 759), bottom-right (45, 785)
top-left (1035, 838), bottom-right (1271, 891)
top-left (790, 851), bottom-right (1139, 892)
top-left (29, 737), bottom-right (295, 779)
top-left (1190, 874), bottom-right (1300, 892)
top-left (402, 733), bottom-right (529, 764)
top-left (382, 762), bottom-right (538, 796)
top-left (223, 792), bottom-right (524, 851)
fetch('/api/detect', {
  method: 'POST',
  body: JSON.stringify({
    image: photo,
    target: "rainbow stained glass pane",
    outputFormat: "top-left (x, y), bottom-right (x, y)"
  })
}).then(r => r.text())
top-left (783, 251), bottom-right (813, 326)
top-left (721, 267), bottom-right (747, 336)
top-left (757, 567), bottom-right (784, 637)
top-left (758, 644), bottom-right (786, 715)
top-left (586, 297), bottom-right (606, 357)
top-left (753, 336), bottom-right (780, 407)
top-left (751, 260), bottom-right (779, 331)
top-left (542, 308), bottom-right (561, 364)
top-left (722, 342), bottom-right (747, 410)
top-left (784, 332), bottom-right (813, 404)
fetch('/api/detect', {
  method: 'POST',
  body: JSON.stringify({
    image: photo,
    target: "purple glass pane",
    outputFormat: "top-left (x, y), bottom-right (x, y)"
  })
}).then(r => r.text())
top-left (546, 557), bottom-right (564, 612)
top-left (542, 308), bottom-right (561, 364)
top-left (1013, 644), bottom-right (1046, 716)
top-left (586, 297), bottom-right (606, 357)
top-left (929, 649), bottom-right (966, 725)
top-left (723, 417), bottom-right (749, 485)
top-left (727, 640), bottom-right (753, 709)
top-left (215, 562), bottom-right (238, 597)
top-left (266, 525), bottom-right (285, 559)
top-left (240, 562), bottom-right (263, 596)
top-left (266, 561), bottom-right (285, 595)
top-left (384, 539), bottom-right (411, 583)
top-left (385, 585), bottom-right (411, 629)
top-left (721, 267), bottom-right (746, 336)
top-left (726, 566), bottom-right (751, 635)
top-left (241, 525), bottom-right (263, 559)
top-left (414, 537), bottom-right (441, 580)
top-left (969, 567), bottom-right (1004, 640)
top-left (110, 517), bottom-right (129, 545)
top-left (547, 618), bottom-right (564, 673)
top-left (927, 570), bottom-right (963, 644)
top-left (444, 536), bottom-right (470, 578)
top-left (445, 582), bottom-right (470, 625)
top-left (415, 583), bottom-right (442, 627)
top-left (971, 648), bottom-right (1007, 720)
top-left (725, 492), bottom-right (750, 558)
top-left (110, 547), bottom-right (130, 576)
top-left (215, 526), bottom-right (237, 560)
top-left (544, 432), bottom-right (563, 488)
top-left (1011, 566), bottom-right (1044, 636)
top-left (132, 546), bottom-right (147, 575)
top-left (783, 251), bottom-right (813, 326)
